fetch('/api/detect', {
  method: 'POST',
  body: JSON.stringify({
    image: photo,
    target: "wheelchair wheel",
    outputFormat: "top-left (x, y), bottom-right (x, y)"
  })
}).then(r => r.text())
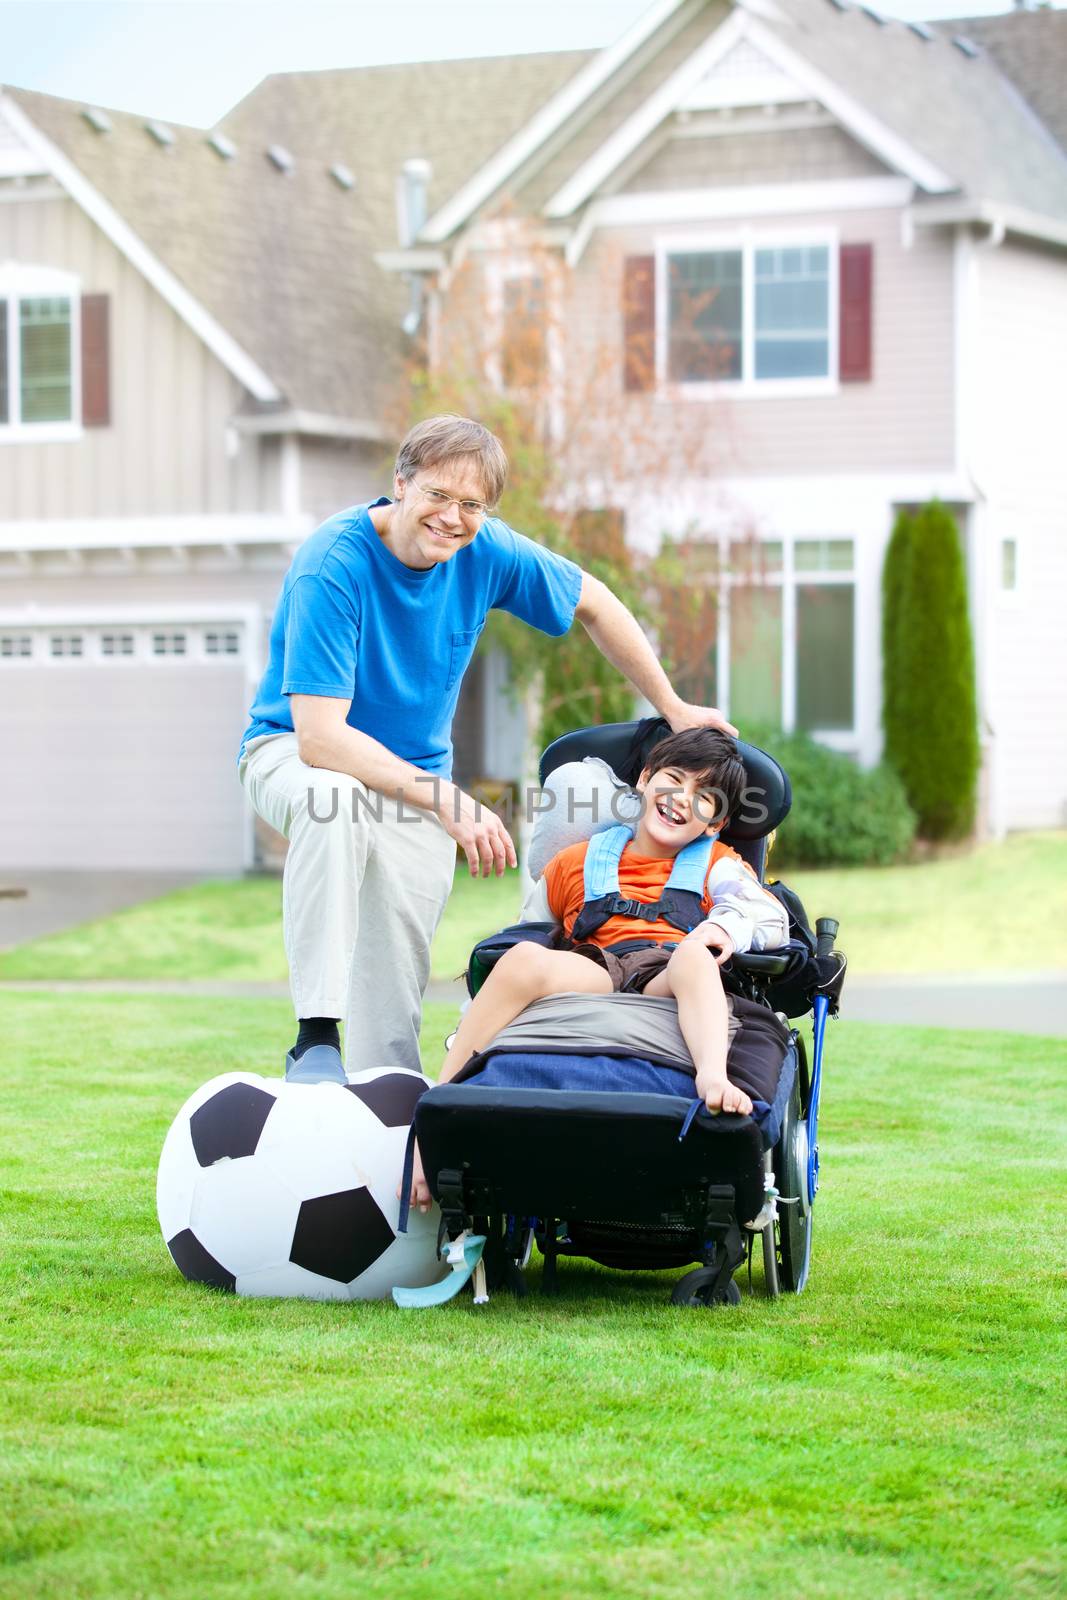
top-left (774, 1053), bottom-right (812, 1294)
top-left (670, 1267), bottom-right (742, 1309)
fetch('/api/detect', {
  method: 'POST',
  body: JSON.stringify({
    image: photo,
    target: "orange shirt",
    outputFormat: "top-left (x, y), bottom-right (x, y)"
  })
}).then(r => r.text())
top-left (543, 837), bottom-right (753, 950)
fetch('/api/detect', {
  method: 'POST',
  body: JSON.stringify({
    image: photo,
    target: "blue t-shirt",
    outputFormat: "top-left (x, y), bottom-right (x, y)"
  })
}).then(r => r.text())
top-left (240, 500), bottom-right (583, 777)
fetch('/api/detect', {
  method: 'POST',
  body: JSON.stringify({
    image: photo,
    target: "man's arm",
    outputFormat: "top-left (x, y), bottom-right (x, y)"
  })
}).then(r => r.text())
top-left (574, 573), bottom-right (738, 737)
top-left (291, 695), bottom-right (516, 878)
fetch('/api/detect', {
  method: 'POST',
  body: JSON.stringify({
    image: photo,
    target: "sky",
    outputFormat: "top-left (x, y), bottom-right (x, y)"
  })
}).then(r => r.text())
top-left (0, 0), bottom-right (1056, 129)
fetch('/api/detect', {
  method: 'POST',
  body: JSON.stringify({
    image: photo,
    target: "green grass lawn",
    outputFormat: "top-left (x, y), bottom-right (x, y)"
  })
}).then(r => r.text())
top-left (2, 831), bottom-right (1065, 983)
top-left (2, 994), bottom-right (1064, 1599)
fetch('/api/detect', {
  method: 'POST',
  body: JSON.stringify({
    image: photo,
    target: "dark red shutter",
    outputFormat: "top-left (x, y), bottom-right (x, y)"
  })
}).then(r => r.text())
top-left (623, 254), bottom-right (655, 392)
top-left (839, 243), bottom-right (872, 382)
top-left (80, 293), bottom-right (111, 426)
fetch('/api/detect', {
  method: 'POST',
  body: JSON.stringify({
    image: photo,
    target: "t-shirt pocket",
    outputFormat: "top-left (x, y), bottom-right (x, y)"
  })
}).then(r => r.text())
top-left (446, 626), bottom-right (484, 692)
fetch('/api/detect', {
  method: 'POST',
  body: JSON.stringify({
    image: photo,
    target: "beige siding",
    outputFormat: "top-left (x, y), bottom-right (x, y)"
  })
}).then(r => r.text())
top-left (562, 204), bottom-right (956, 476)
top-left (298, 438), bottom-right (386, 524)
top-left (971, 238), bottom-right (1067, 832)
top-left (619, 122), bottom-right (890, 193)
top-left (0, 194), bottom-right (279, 518)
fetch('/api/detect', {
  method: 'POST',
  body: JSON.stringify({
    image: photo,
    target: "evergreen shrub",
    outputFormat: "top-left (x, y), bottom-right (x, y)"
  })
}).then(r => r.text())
top-left (744, 724), bottom-right (916, 868)
top-left (882, 501), bottom-right (980, 839)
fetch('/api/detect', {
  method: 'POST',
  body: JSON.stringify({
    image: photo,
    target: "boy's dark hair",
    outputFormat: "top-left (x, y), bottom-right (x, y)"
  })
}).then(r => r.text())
top-left (640, 727), bottom-right (746, 826)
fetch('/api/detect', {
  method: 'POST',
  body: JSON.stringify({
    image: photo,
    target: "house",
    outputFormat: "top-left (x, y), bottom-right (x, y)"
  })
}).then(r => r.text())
top-left (0, 53), bottom-right (583, 871)
top-left (1, 0), bottom-right (1065, 875)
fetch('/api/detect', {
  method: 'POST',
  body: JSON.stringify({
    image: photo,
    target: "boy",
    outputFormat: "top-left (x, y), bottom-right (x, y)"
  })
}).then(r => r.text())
top-left (405, 729), bottom-right (789, 1211)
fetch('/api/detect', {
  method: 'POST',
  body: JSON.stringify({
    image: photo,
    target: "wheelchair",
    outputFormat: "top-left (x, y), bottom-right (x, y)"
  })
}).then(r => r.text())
top-left (406, 718), bottom-right (846, 1310)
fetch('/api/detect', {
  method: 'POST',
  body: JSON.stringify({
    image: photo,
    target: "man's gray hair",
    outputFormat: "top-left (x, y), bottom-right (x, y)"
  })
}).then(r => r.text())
top-left (394, 415), bottom-right (508, 507)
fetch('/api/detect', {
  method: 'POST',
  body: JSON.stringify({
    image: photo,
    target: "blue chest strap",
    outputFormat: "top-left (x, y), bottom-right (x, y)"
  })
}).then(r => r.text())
top-left (572, 825), bottom-right (716, 942)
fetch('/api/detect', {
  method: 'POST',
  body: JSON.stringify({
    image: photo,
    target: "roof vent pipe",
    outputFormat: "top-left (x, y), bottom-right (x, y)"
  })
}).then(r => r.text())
top-left (397, 157), bottom-right (432, 247)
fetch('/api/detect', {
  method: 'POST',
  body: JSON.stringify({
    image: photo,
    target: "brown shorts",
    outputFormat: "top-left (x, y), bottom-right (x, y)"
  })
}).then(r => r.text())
top-left (572, 942), bottom-right (741, 1042)
top-left (572, 941), bottom-right (673, 994)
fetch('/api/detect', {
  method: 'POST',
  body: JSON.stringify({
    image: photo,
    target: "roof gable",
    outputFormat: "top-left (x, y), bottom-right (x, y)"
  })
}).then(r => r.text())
top-left (417, 0), bottom-right (1067, 243)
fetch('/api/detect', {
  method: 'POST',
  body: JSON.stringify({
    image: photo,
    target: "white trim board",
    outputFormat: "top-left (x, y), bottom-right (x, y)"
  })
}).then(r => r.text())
top-left (0, 513), bottom-right (315, 554)
top-left (545, 8), bottom-right (954, 218)
top-left (0, 93), bottom-right (283, 403)
top-left (231, 409), bottom-right (390, 443)
top-left (419, 0), bottom-right (692, 243)
top-left (564, 177), bottom-right (912, 265)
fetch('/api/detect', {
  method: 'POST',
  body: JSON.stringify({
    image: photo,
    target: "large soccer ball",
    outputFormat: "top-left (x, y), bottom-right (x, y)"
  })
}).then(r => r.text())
top-left (157, 1066), bottom-right (446, 1300)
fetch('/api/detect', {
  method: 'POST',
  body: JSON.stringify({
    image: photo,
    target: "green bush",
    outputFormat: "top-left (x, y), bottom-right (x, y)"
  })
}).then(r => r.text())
top-left (743, 724), bottom-right (916, 868)
top-left (885, 501), bottom-right (979, 840)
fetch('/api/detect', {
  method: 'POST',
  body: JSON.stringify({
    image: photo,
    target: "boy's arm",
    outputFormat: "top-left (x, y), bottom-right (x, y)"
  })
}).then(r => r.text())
top-left (699, 857), bottom-right (789, 955)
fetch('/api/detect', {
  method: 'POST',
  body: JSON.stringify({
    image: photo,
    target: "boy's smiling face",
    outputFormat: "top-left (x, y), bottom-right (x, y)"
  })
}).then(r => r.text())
top-left (633, 763), bottom-right (725, 858)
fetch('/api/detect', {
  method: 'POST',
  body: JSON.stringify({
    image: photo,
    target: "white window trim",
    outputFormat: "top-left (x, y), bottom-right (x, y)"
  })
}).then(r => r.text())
top-left (654, 226), bottom-right (839, 399)
top-left (0, 261), bottom-right (82, 442)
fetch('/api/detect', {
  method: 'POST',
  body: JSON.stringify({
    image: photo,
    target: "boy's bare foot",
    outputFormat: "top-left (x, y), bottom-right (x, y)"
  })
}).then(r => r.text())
top-left (695, 1073), bottom-right (753, 1116)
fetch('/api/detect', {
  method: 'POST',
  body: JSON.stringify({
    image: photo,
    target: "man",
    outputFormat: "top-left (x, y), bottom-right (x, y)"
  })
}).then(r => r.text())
top-left (238, 414), bottom-right (736, 1078)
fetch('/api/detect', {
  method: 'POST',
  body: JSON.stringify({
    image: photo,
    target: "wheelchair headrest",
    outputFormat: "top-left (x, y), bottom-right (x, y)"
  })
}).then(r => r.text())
top-left (539, 718), bottom-right (790, 843)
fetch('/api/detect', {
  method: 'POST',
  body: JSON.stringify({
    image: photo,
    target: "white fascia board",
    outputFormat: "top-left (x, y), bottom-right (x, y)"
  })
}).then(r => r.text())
top-left (231, 409), bottom-right (390, 443)
top-left (419, 0), bottom-right (689, 244)
top-left (910, 198), bottom-right (1067, 252)
top-left (547, 8), bottom-right (955, 218)
top-left (0, 93), bottom-right (283, 403)
top-left (565, 176), bottom-right (913, 261)
top-left (741, 17), bottom-right (955, 194)
top-left (546, 8), bottom-right (750, 218)
top-left (374, 248), bottom-right (447, 273)
top-left (0, 514), bottom-right (315, 554)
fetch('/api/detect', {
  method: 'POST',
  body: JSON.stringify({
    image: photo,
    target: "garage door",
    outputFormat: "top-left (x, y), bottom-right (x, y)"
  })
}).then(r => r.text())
top-left (1, 622), bottom-right (252, 872)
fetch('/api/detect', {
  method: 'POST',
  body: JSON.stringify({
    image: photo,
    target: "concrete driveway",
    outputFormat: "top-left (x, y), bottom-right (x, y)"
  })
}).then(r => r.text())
top-left (0, 871), bottom-right (200, 950)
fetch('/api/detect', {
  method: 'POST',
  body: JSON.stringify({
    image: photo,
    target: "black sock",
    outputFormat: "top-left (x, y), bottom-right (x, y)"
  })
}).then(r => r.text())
top-left (292, 1018), bottom-right (340, 1060)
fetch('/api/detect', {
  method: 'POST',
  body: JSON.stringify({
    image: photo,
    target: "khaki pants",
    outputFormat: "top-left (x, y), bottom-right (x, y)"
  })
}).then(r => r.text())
top-left (238, 732), bottom-right (456, 1075)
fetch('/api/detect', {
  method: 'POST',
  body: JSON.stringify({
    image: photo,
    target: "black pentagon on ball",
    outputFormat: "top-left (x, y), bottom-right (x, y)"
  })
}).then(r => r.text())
top-left (290, 1188), bottom-right (395, 1283)
top-left (345, 1072), bottom-right (427, 1128)
top-left (167, 1228), bottom-right (236, 1293)
top-left (189, 1082), bottom-right (276, 1167)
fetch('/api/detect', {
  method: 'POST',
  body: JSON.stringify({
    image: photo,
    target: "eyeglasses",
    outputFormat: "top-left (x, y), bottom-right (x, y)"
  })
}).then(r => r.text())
top-left (412, 481), bottom-right (490, 523)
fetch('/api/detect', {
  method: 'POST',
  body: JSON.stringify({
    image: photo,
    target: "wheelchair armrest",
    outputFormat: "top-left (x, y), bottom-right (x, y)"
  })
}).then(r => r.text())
top-left (731, 950), bottom-right (792, 979)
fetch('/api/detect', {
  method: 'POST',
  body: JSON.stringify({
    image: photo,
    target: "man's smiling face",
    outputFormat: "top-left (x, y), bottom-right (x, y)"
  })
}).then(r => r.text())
top-left (390, 455), bottom-right (491, 569)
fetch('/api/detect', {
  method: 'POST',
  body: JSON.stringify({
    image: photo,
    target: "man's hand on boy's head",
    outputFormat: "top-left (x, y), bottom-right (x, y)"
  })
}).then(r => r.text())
top-left (666, 699), bottom-right (739, 739)
top-left (683, 921), bottom-right (735, 965)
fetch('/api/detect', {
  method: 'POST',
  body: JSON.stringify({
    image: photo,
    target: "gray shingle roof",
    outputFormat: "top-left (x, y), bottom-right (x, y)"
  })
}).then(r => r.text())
top-left (759, 0), bottom-right (1067, 222)
top-left (953, 9), bottom-right (1067, 157)
top-left (5, 50), bottom-right (592, 417)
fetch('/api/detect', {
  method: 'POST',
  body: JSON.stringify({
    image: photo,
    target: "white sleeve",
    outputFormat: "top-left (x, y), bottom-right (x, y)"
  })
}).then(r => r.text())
top-left (519, 875), bottom-right (559, 926)
top-left (701, 856), bottom-right (789, 955)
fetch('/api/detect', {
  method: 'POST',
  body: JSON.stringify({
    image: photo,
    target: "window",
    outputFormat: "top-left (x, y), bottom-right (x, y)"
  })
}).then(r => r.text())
top-left (152, 632), bottom-right (187, 656)
top-left (204, 630), bottom-right (240, 656)
top-left (1000, 538), bottom-right (1017, 592)
top-left (0, 269), bottom-right (78, 433)
top-left (668, 251), bottom-right (742, 382)
top-left (500, 276), bottom-right (547, 390)
top-left (50, 634), bottom-right (84, 658)
top-left (754, 247), bottom-right (830, 380)
top-left (657, 534), bottom-right (856, 736)
top-left (662, 237), bottom-right (835, 389)
top-left (101, 633), bottom-right (136, 657)
top-left (19, 299), bottom-right (73, 421)
top-left (0, 635), bottom-right (32, 659)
